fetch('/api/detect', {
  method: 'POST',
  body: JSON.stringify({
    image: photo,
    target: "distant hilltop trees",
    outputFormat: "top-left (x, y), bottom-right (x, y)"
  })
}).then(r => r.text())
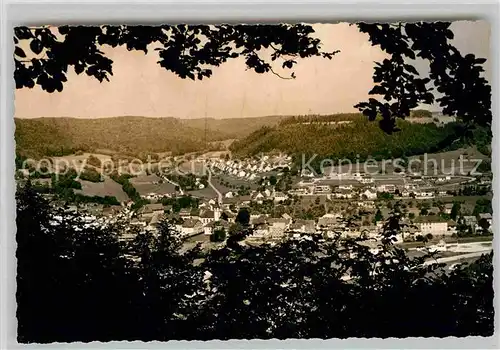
top-left (409, 109), bottom-right (434, 119)
top-left (278, 113), bottom-right (362, 126)
top-left (230, 113), bottom-right (485, 171)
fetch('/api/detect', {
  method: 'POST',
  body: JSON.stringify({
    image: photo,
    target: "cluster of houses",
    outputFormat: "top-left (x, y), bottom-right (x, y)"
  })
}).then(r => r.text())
top-left (290, 176), bottom-right (453, 200)
top-left (209, 154), bottom-right (292, 181)
top-left (216, 189), bottom-right (290, 208)
top-left (40, 151), bottom-right (491, 247)
top-left (49, 181), bottom-right (492, 248)
top-left (460, 213), bottom-right (493, 234)
top-left (128, 200), bottom-right (233, 237)
top-left (234, 211), bottom-right (472, 243)
top-left (118, 200), bottom-right (486, 245)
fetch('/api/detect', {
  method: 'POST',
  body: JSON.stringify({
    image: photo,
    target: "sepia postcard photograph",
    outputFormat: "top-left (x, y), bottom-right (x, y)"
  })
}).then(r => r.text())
top-left (13, 21), bottom-right (493, 342)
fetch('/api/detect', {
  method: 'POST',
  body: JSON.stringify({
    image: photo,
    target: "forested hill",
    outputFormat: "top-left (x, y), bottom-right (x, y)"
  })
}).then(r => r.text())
top-left (229, 114), bottom-right (471, 168)
top-left (15, 113), bottom-right (488, 162)
top-left (15, 115), bottom-right (290, 159)
top-left (181, 115), bottom-right (286, 138)
top-left (15, 116), bottom-right (219, 158)
top-left (13, 114), bottom-right (355, 159)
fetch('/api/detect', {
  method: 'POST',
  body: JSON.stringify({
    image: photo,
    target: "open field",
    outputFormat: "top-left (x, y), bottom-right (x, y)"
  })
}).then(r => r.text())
top-left (208, 181), bottom-right (234, 195)
top-left (298, 195), bottom-right (329, 206)
top-left (177, 160), bottom-right (208, 176)
top-left (406, 146), bottom-right (489, 174)
top-left (212, 174), bottom-right (260, 190)
top-left (387, 194), bottom-right (492, 206)
top-left (188, 187), bottom-right (218, 199)
top-left (443, 194), bottom-right (493, 202)
top-left (129, 174), bottom-right (162, 184)
top-left (133, 183), bottom-right (177, 196)
top-left (315, 179), bottom-right (366, 187)
top-left (93, 148), bottom-right (119, 155)
top-left (128, 174), bottom-right (177, 195)
top-left (75, 176), bottom-right (129, 201)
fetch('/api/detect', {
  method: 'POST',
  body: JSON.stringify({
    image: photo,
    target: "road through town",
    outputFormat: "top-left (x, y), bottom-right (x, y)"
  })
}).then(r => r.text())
top-left (207, 167), bottom-right (223, 205)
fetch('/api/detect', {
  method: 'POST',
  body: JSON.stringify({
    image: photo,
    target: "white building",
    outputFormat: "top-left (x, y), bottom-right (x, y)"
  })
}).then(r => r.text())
top-left (333, 189), bottom-right (353, 199)
top-left (254, 192), bottom-right (265, 201)
top-left (290, 187), bottom-right (310, 196)
top-left (376, 184), bottom-right (396, 193)
top-left (314, 185), bottom-right (332, 194)
top-left (252, 223), bottom-right (270, 238)
top-left (253, 192), bottom-right (265, 204)
top-left (139, 203), bottom-right (164, 219)
top-left (199, 207), bottom-right (221, 225)
top-left (273, 192), bottom-right (288, 203)
top-left (417, 216), bottom-right (449, 236)
top-left (203, 220), bottom-right (230, 235)
top-left (357, 200), bottom-right (375, 209)
top-left (180, 219), bottom-right (204, 236)
top-left (416, 190), bottom-right (434, 198)
top-left (362, 189), bottom-right (377, 200)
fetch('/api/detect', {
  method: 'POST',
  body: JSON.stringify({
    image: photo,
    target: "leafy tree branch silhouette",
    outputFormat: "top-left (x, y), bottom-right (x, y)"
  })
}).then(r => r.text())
top-left (14, 22), bottom-right (491, 134)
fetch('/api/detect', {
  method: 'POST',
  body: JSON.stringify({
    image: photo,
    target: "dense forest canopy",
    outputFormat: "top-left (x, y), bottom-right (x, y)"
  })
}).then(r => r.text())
top-left (14, 22), bottom-right (491, 134)
top-left (16, 184), bottom-right (494, 342)
top-left (15, 112), bottom-right (491, 161)
top-left (15, 117), bottom-right (220, 158)
top-left (13, 115), bottom-right (288, 159)
top-left (230, 114), bottom-right (477, 169)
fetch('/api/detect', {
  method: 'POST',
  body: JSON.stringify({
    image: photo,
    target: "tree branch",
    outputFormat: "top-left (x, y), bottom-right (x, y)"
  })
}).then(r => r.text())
top-left (269, 67), bottom-right (295, 80)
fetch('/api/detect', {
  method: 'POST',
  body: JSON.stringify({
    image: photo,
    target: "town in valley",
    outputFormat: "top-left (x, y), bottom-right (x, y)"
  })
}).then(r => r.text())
top-left (13, 21), bottom-right (494, 341)
top-left (16, 112), bottom-right (493, 271)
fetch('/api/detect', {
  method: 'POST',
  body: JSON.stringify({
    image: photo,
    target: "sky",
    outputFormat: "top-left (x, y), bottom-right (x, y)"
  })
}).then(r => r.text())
top-left (14, 21), bottom-right (491, 119)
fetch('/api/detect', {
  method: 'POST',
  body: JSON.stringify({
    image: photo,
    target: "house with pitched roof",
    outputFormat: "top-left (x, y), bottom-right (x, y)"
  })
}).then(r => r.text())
top-left (289, 220), bottom-right (316, 234)
top-left (203, 220), bottom-right (231, 235)
top-left (180, 219), bottom-right (203, 236)
top-left (179, 208), bottom-right (192, 219)
top-left (273, 191), bottom-right (288, 203)
top-left (139, 203), bottom-right (164, 219)
top-left (268, 218), bottom-right (290, 237)
top-left (199, 207), bottom-right (222, 225)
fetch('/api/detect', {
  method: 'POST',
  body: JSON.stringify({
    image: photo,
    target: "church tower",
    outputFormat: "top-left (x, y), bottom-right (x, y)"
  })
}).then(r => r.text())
top-left (214, 204), bottom-right (221, 221)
